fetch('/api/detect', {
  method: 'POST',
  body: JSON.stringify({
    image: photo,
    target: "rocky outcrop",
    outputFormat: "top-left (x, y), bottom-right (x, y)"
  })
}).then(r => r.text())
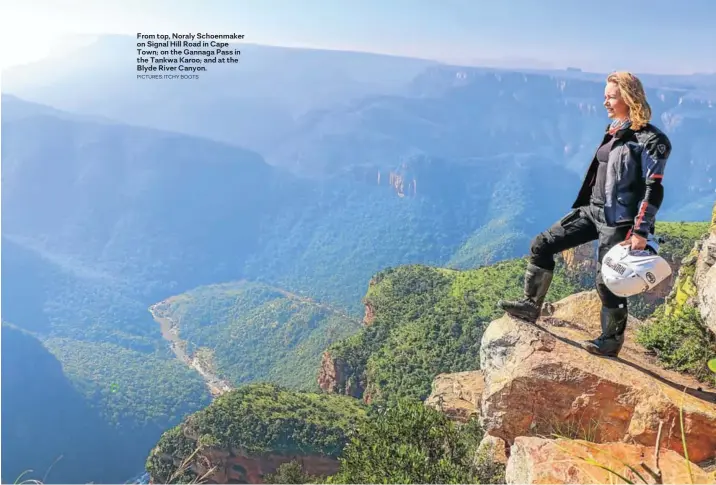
top-left (146, 383), bottom-right (365, 485)
top-left (506, 436), bottom-right (714, 484)
top-left (160, 447), bottom-right (339, 484)
top-left (318, 278), bottom-right (378, 398)
top-left (479, 291), bottom-right (716, 465)
top-left (424, 371), bottom-right (483, 422)
top-left (560, 241), bottom-right (597, 275)
top-left (662, 203), bottom-right (716, 338)
top-left (645, 251), bottom-right (684, 303)
top-left (363, 300), bottom-right (375, 326)
top-left (477, 434), bottom-right (508, 465)
top-left (608, 201), bottom-right (716, 336)
top-left (317, 351), bottom-right (362, 398)
top-left (362, 275), bottom-right (379, 327)
top-left (695, 203), bottom-right (716, 335)
top-left (387, 171), bottom-right (417, 198)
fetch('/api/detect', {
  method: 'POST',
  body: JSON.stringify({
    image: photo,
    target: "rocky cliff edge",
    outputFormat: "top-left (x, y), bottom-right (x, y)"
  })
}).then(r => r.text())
top-left (428, 290), bottom-right (716, 484)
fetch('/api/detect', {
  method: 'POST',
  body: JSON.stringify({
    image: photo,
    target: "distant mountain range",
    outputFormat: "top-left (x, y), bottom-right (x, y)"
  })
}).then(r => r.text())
top-left (1, 92), bottom-right (581, 312)
top-left (2, 36), bottom-right (437, 154)
top-left (2, 36), bottom-right (715, 482)
top-left (5, 35), bottom-right (713, 219)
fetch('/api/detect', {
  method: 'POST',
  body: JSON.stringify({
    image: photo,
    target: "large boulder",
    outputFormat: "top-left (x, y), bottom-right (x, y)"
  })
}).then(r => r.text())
top-left (506, 436), bottom-right (714, 484)
top-left (479, 291), bottom-right (716, 465)
top-left (424, 371), bottom-right (483, 423)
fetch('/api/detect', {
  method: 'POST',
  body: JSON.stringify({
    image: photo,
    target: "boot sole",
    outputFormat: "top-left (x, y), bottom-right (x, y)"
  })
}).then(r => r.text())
top-left (502, 311), bottom-right (539, 323)
top-left (581, 343), bottom-right (619, 358)
top-left (497, 304), bottom-right (539, 324)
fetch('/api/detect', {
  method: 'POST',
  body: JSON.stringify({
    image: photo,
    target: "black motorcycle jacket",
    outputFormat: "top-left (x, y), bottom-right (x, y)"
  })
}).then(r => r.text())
top-left (572, 122), bottom-right (672, 237)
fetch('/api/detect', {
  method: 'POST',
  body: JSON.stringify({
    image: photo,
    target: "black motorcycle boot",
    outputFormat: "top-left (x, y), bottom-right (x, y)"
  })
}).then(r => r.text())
top-left (497, 263), bottom-right (553, 323)
top-left (580, 306), bottom-right (628, 357)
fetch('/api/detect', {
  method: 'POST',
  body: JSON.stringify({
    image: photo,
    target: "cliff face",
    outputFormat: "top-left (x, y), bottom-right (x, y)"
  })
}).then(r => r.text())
top-left (695, 204), bottom-right (716, 335)
top-left (154, 446), bottom-right (339, 484)
top-left (146, 383), bottom-right (366, 485)
top-left (560, 242), bottom-right (597, 275)
top-left (376, 162), bottom-right (418, 198)
top-left (317, 274), bottom-right (380, 399)
top-left (424, 371), bottom-right (483, 423)
top-left (663, 203), bottom-right (716, 337)
top-left (363, 300), bottom-right (375, 326)
top-left (317, 284), bottom-right (374, 397)
top-left (317, 351), bottom-right (363, 398)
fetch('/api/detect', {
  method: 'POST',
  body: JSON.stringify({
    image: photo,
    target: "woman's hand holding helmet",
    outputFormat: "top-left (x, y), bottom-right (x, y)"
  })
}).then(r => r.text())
top-left (619, 232), bottom-right (647, 251)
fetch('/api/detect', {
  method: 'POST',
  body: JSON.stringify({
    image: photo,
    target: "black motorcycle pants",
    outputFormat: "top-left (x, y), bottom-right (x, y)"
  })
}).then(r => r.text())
top-left (529, 204), bottom-right (631, 310)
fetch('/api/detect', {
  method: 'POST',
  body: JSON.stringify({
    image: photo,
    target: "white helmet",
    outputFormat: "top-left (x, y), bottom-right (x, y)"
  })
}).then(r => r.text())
top-left (601, 237), bottom-right (672, 298)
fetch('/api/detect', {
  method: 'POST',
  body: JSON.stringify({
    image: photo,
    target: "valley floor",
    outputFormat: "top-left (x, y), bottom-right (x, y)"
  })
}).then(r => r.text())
top-left (149, 302), bottom-right (233, 397)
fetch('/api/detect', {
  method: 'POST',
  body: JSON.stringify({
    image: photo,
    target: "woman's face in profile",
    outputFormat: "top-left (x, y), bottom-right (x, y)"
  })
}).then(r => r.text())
top-left (604, 82), bottom-right (629, 120)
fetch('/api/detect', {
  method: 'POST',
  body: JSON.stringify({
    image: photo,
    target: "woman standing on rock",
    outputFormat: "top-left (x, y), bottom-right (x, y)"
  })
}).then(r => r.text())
top-left (497, 71), bottom-right (672, 358)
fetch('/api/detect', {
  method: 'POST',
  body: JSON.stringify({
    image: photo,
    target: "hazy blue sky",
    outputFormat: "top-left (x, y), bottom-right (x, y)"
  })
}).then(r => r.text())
top-left (1, 0), bottom-right (714, 73)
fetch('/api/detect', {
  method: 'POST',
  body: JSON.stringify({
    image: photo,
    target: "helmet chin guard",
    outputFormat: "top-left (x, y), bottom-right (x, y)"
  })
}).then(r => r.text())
top-left (601, 236), bottom-right (672, 298)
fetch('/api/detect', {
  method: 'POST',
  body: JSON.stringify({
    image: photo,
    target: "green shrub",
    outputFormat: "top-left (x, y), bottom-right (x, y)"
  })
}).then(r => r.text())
top-left (263, 461), bottom-right (322, 484)
top-left (636, 304), bottom-right (716, 386)
top-left (146, 383), bottom-right (367, 483)
top-left (327, 401), bottom-right (497, 484)
top-left (326, 260), bottom-right (580, 404)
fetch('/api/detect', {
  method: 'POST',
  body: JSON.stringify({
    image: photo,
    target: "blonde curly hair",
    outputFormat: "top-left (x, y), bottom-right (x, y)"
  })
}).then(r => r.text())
top-left (606, 71), bottom-right (652, 130)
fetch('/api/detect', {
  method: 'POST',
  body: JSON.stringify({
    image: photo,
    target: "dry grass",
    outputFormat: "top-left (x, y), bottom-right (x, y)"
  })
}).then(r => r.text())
top-left (548, 386), bottom-right (715, 484)
top-left (537, 413), bottom-right (602, 443)
top-left (166, 445), bottom-right (218, 484)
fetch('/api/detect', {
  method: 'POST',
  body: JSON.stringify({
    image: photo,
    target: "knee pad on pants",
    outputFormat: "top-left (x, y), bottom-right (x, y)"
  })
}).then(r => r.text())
top-left (529, 232), bottom-right (556, 271)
